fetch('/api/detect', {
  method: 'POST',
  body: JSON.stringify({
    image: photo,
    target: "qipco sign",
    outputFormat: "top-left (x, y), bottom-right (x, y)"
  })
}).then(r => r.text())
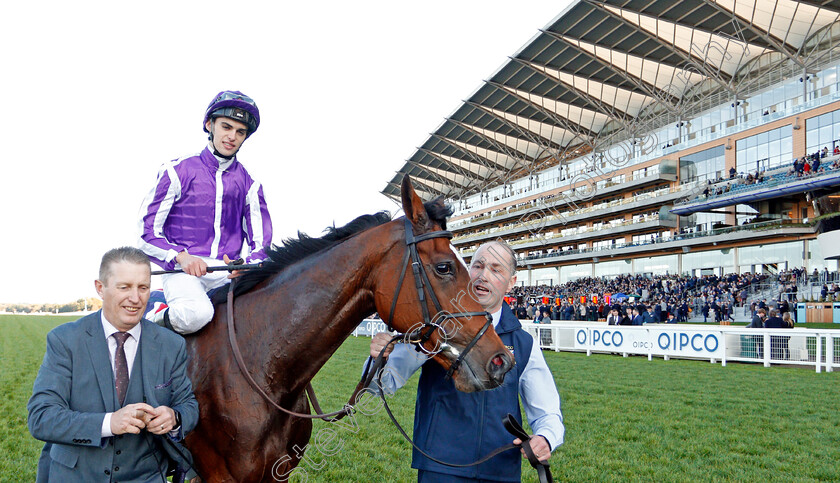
top-left (654, 330), bottom-right (722, 357)
top-left (575, 328), bottom-right (723, 358)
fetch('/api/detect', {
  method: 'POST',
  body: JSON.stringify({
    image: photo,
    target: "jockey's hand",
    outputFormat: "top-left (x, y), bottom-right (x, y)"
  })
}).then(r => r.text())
top-left (176, 251), bottom-right (207, 277)
top-left (370, 332), bottom-right (396, 359)
top-left (513, 435), bottom-right (551, 462)
top-left (223, 254), bottom-right (245, 279)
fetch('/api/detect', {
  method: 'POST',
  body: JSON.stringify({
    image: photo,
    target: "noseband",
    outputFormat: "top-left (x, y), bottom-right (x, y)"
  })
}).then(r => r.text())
top-left (386, 218), bottom-right (493, 379)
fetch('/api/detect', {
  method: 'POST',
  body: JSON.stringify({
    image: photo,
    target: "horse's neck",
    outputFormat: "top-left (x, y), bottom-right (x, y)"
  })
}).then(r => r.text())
top-left (233, 229), bottom-right (396, 397)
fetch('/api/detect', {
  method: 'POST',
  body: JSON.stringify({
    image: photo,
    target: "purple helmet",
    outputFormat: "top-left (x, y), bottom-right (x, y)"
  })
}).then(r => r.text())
top-left (203, 90), bottom-right (260, 137)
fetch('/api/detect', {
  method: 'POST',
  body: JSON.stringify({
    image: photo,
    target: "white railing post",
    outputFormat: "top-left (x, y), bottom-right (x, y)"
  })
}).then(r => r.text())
top-left (647, 327), bottom-right (653, 361)
top-left (816, 333), bottom-right (822, 374)
top-left (826, 333), bottom-right (834, 373)
top-left (721, 331), bottom-right (727, 367)
top-left (763, 332), bottom-right (771, 368)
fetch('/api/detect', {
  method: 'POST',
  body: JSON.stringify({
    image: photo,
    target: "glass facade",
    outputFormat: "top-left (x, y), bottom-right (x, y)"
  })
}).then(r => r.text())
top-left (634, 255), bottom-right (678, 276)
top-left (593, 259), bottom-right (632, 278)
top-left (806, 108), bottom-right (840, 155)
top-left (739, 241), bottom-right (804, 269)
top-left (548, 242), bottom-right (829, 282)
top-left (452, 61), bottom-right (840, 218)
top-left (808, 239), bottom-right (840, 272)
top-left (456, 59), bottom-right (840, 284)
top-left (683, 249), bottom-right (735, 274)
top-left (559, 264), bottom-right (593, 284)
top-left (530, 267), bottom-right (559, 286)
top-left (680, 145), bottom-right (725, 184)
top-left (735, 125), bottom-right (793, 174)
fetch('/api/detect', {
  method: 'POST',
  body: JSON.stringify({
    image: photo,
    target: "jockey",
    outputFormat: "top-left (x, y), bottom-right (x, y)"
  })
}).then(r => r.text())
top-left (138, 90), bottom-right (273, 334)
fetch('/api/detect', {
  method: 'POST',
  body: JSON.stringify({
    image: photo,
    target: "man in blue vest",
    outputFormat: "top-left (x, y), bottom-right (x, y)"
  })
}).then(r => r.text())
top-left (368, 240), bottom-right (564, 482)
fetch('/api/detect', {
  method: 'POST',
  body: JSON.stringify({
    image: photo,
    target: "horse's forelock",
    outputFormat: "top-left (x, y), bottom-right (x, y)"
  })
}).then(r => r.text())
top-left (423, 196), bottom-right (453, 230)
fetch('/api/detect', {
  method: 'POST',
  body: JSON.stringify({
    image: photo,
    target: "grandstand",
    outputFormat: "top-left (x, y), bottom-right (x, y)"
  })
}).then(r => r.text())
top-left (381, 0), bottom-right (840, 298)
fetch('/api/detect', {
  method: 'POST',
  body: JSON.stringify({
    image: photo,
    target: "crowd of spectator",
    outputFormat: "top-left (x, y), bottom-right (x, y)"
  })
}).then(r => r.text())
top-left (507, 268), bottom-right (840, 324)
top-left (506, 272), bottom-right (769, 324)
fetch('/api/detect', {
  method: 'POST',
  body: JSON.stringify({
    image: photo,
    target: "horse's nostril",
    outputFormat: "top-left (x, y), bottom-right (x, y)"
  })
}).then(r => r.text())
top-left (491, 355), bottom-right (504, 367)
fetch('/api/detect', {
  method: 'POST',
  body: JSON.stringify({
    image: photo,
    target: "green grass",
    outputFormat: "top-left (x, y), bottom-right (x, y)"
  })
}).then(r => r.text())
top-left (0, 315), bottom-right (76, 482)
top-left (3, 314), bottom-right (840, 482)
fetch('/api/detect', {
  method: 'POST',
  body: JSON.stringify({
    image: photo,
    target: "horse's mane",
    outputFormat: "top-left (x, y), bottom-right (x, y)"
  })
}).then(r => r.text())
top-left (210, 197), bottom-right (452, 304)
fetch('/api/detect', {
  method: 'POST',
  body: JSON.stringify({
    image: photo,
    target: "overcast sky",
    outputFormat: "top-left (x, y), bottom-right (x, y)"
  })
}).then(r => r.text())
top-left (0, 0), bottom-right (571, 304)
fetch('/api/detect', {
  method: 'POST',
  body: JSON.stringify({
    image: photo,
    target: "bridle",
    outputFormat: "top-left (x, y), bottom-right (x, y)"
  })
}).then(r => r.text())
top-left (224, 216), bottom-right (552, 482)
top-left (373, 218), bottom-right (552, 482)
top-left (225, 216), bottom-right (489, 420)
top-left (386, 217), bottom-right (493, 380)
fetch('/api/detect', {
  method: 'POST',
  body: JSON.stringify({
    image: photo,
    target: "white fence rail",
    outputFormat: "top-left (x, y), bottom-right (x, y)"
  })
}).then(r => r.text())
top-left (520, 322), bottom-right (839, 373)
top-left (352, 319), bottom-right (840, 372)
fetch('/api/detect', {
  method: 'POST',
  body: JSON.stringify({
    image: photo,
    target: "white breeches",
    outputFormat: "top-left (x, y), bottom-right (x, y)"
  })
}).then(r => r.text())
top-left (162, 256), bottom-right (231, 334)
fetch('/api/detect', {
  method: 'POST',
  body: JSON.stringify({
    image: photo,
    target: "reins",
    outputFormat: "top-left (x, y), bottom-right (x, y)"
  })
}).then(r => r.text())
top-left (151, 263), bottom-right (263, 276)
top-left (386, 218), bottom-right (491, 379)
top-left (222, 218), bottom-right (552, 481)
top-left (226, 279), bottom-right (366, 421)
top-left (358, 334), bottom-right (553, 483)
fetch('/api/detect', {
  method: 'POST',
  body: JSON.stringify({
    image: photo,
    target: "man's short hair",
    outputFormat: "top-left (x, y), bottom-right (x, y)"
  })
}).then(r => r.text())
top-left (99, 247), bottom-right (151, 283)
top-left (757, 308), bottom-right (766, 315)
top-left (474, 240), bottom-right (517, 275)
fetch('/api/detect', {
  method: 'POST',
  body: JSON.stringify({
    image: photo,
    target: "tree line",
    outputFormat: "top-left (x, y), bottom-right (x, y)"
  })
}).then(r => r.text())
top-left (1, 297), bottom-right (102, 314)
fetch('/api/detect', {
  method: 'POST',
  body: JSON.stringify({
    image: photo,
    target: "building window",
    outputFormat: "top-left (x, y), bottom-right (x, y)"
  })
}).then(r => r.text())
top-left (806, 108), bottom-right (840, 155)
top-left (735, 125), bottom-right (793, 175)
top-left (680, 145), bottom-right (725, 184)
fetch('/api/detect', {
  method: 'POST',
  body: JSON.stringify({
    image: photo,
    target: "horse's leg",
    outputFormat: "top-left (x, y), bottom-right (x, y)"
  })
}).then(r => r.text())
top-left (187, 434), bottom-right (237, 483)
top-left (256, 416), bottom-right (312, 483)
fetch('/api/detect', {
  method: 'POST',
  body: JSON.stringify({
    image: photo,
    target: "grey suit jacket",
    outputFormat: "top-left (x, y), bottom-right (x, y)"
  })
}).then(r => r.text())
top-left (27, 312), bottom-right (198, 482)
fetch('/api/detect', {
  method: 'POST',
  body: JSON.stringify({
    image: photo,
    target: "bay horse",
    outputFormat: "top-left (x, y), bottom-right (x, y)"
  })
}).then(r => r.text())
top-left (178, 176), bottom-right (514, 482)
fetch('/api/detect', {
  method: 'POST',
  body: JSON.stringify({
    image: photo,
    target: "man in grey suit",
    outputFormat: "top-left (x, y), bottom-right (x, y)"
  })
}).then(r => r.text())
top-left (28, 247), bottom-right (198, 482)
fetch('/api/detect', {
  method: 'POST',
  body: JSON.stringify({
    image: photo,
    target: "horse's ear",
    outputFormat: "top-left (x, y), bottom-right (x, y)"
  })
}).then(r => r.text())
top-left (401, 175), bottom-right (430, 231)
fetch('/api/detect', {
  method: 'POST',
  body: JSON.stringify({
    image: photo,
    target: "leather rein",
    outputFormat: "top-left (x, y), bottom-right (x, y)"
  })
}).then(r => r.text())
top-left (224, 217), bottom-right (487, 421)
top-left (224, 217), bottom-right (552, 482)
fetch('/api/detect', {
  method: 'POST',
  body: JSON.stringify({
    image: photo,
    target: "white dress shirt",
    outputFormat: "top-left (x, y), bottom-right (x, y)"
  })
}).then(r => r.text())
top-left (99, 314), bottom-right (141, 437)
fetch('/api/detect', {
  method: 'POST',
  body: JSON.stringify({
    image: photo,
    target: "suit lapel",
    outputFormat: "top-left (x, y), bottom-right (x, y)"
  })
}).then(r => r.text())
top-left (83, 312), bottom-right (117, 413)
top-left (138, 320), bottom-right (160, 406)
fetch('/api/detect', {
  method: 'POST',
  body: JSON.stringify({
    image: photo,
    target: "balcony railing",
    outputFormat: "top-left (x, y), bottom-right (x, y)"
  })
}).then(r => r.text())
top-left (674, 157), bottom-right (840, 209)
top-left (457, 218), bottom-right (812, 261)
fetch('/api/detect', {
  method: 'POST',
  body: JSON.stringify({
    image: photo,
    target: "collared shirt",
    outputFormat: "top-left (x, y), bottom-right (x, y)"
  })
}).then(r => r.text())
top-left (98, 316), bottom-right (180, 440)
top-left (100, 314), bottom-right (142, 438)
top-left (101, 314), bottom-right (142, 376)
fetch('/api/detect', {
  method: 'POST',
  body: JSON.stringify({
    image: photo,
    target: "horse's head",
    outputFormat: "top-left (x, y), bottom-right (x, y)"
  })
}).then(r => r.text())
top-left (374, 175), bottom-right (514, 392)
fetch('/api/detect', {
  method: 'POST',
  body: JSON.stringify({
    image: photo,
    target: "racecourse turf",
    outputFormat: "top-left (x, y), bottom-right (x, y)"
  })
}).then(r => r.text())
top-left (2, 314), bottom-right (839, 482)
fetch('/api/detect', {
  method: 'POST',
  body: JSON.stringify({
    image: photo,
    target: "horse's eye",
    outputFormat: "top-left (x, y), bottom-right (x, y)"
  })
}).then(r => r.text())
top-left (435, 262), bottom-right (453, 275)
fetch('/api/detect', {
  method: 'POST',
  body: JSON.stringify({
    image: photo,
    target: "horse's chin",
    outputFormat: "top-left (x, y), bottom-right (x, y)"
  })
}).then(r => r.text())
top-left (448, 355), bottom-right (503, 393)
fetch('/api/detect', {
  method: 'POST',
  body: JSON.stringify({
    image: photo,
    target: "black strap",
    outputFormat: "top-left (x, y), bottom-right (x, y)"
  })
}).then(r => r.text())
top-left (375, 361), bottom-right (517, 468)
top-left (373, 362), bottom-right (554, 483)
top-left (227, 279), bottom-right (364, 421)
top-left (503, 414), bottom-right (554, 483)
top-left (386, 248), bottom-right (412, 330)
top-left (444, 314), bottom-right (493, 380)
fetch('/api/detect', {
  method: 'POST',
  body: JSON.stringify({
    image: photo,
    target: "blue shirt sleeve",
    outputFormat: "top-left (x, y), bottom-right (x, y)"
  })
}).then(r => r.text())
top-left (519, 333), bottom-right (565, 451)
top-left (363, 343), bottom-right (428, 395)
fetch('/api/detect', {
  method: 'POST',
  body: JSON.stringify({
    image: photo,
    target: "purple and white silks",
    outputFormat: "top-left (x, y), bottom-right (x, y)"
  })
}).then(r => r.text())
top-left (138, 146), bottom-right (272, 271)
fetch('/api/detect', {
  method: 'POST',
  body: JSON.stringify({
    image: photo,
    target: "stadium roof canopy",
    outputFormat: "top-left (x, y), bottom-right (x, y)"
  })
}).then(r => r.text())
top-left (382, 0), bottom-right (840, 203)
